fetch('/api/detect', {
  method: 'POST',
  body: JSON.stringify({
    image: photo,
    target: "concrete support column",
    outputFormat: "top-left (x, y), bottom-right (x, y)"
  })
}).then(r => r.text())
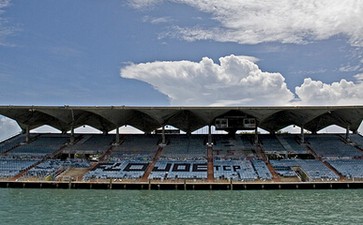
top-left (208, 125), bottom-right (212, 146)
top-left (115, 126), bottom-right (120, 145)
top-left (70, 126), bottom-right (75, 145)
top-left (25, 126), bottom-right (30, 143)
top-left (70, 108), bottom-right (75, 145)
top-left (162, 125), bottom-right (166, 145)
top-left (346, 125), bottom-right (350, 141)
top-left (254, 126), bottom-right (259, 145)
top-left (300, 126), bottom-right (305, 144)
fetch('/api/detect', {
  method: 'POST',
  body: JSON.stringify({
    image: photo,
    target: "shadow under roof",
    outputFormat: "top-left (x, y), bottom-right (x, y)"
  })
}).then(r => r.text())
top-left (0, 105), bottom-right (362, 133)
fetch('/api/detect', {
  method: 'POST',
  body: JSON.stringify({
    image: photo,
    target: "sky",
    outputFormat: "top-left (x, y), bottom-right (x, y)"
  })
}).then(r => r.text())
top-left (0, 0), bottom-right (362, 137)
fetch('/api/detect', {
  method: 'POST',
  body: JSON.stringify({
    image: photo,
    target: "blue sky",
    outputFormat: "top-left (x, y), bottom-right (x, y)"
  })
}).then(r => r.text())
top-left (0, 0), bottom-right (362, 136)
top-left (0, 0), bottom-right (362, 106)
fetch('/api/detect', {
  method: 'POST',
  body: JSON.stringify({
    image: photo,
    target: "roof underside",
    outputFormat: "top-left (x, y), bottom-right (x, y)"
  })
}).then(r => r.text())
top-left (0, 106), bottom-right (362, 133)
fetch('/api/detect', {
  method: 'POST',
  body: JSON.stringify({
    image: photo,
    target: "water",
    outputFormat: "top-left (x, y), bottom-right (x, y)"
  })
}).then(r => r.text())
top-left (1, 189), bottom-right (363, 225)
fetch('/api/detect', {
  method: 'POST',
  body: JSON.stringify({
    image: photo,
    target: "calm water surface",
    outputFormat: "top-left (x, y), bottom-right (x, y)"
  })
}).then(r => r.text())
top-left (0, 189), bottom-right (362, 225)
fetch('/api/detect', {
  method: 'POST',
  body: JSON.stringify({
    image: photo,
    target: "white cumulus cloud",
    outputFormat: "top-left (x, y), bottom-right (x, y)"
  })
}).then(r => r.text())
top-left (142, 16), bottom-right (171, 24)
top-left (128, 0), bottom-right (162, 9)
top-left (130, 0), bottom-right (363, 47)
top-left (121, 55), bottom-right (363, 107)
top-left (121, 55), bottom-right (295, 106)
top-left (0, 116), bottom-right (21, 141)
top-left (295, 74), bottom-right (363, 105)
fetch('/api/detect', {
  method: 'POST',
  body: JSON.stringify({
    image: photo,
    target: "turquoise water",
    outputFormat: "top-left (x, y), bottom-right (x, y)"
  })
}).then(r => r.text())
top-left (1, 189), bottom-right (363, 225)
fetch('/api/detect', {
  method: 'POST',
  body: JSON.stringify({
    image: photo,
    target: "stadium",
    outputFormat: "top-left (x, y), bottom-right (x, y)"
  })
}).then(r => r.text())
top-left (1, 105), bottom-right (363, 190)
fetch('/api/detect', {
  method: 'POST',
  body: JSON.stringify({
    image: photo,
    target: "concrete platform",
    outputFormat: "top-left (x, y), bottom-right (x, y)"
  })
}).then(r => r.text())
top-left (1, 180), bottom-right (363, 190)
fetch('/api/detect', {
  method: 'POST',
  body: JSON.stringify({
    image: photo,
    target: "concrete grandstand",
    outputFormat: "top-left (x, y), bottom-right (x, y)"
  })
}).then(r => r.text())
top-left (0, 105), bottom-right (363, 190)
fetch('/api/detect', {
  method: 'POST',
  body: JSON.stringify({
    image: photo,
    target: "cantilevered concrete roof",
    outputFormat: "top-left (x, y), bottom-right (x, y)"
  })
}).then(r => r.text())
top-left (0, 105), bottom-right (362, 133)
